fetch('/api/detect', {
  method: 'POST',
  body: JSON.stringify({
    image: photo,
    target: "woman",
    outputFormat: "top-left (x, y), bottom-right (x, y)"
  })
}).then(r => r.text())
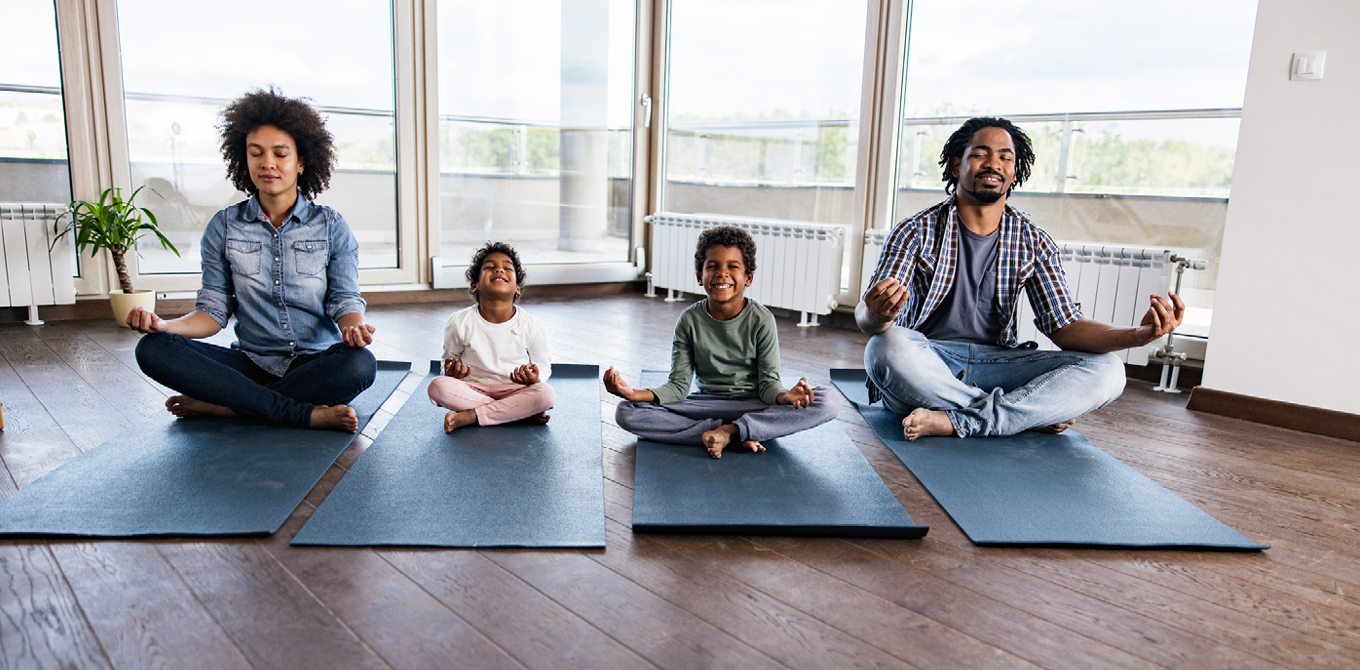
top-left (129, 88), bottom-right (376, 432)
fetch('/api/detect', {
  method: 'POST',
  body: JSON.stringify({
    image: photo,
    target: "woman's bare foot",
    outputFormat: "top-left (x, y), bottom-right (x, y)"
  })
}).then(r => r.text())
top-left (902, 408), bottom-right (955, 441)
top-left (444, 409), bottom-right (478, 433)
top-left (310, 405), bottom-right (358, 432)
top-left (1026, 419), bottom-right (1076, 434)
top-left (165, 395), bottom-right (235, 419)
top-left (701, 424), bottom-right (741, 459)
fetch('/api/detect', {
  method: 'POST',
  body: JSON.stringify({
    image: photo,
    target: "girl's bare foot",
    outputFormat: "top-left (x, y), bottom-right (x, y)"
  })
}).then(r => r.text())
top-left (166, 395), bottom-right (235, 419)
top-left (444, 409), bottom-right (478, 433)
top-left (532, 412), bottom-right (550, 424)
top-left (902, 408), bottom-right (955, 441)
top-left (701, 424), bottom-right (741, 459)
top-left (311, 405), bottom-right (358, 432)
top-left (1026, 419), bottom-right (1076, 434)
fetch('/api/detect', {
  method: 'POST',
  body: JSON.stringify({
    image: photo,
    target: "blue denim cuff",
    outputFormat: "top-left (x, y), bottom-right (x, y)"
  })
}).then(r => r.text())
top-left (194, 287), bottom-right (232, 327)
top-left (327, 297), bottom-right (366, 323)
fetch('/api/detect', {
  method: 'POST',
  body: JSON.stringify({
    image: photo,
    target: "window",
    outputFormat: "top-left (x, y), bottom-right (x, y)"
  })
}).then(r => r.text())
top-left (0, 0), bottom-right (71, 204)
top-left (436, 0), bottom-right (637, 266)
top-left (893, 0), bottom-right (1259, 332)
top-left (662, 0), bottom-right (868, 226)
top-left (115, 0), bottom-right (399, 274)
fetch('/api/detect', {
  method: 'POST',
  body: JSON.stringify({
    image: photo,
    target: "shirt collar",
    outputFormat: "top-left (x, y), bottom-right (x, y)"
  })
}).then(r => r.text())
top-left (244, 190), bottom-right (312, 227)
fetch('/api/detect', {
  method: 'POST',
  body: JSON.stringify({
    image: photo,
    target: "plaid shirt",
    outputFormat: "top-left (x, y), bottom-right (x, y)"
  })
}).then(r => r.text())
top-left (865, 197), bottom-right (1081, 347)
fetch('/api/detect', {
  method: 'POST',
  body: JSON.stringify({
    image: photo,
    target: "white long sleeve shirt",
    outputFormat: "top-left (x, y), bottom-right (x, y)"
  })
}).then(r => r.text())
top-left (440, 305), bottom-right (553, 385)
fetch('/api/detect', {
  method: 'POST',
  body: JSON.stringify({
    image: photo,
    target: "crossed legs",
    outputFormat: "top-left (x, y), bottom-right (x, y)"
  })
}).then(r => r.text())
top-left (615, 389), bottom-right (841, 458)
top-left (427, 377), bottom-right (556, 432)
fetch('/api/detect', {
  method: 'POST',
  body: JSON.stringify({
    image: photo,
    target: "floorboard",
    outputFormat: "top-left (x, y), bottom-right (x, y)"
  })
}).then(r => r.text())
top-left (0, 294), bottom-right (1356, 669)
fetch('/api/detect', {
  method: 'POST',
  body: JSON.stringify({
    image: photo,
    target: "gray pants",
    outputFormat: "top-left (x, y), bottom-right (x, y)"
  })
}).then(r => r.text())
top-left (615, 389), bottom-right (840, 445)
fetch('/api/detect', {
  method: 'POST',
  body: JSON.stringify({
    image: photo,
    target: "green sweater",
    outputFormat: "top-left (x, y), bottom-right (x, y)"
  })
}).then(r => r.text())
top-left (649, 299), bottom-right (787, 406)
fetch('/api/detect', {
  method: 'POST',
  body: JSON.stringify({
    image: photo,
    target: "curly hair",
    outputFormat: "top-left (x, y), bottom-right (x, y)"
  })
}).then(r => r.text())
top-left (939, 117), bottom-right (1034, 196)
top-left (218, 88), bottom-right (336, 200)
top-left (465, 241), bottom-right (527, 303)
top-left (694, 225), bottom-right (757, 276)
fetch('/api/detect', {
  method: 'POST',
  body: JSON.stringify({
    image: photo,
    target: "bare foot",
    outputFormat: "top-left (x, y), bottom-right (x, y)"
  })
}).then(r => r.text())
top-left (902, 408), bottom-right (955, 441)
top-left (310, 405), bottom-right (358, 432)
top-left (1026, 419), bottom-right (1076, 434)
top-left (165, 395), bottom-right (235, 419)
top-left (701, 424), bottom-right (741, 459)
top-left (444, 410), bottom-right (478, 433)
top-left (738, 439), bottom-right (765, 453)
top-left (532, 412), bottom-right (550, 424)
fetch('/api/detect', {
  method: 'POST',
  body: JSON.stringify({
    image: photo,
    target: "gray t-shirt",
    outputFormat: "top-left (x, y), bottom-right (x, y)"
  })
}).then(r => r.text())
top-left (918, 225), bottom-right (1004, 345)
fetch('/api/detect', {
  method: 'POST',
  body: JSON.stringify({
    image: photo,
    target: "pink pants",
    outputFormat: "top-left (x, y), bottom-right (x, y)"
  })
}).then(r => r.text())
top-left (427, 377), bottom-right (556, 426)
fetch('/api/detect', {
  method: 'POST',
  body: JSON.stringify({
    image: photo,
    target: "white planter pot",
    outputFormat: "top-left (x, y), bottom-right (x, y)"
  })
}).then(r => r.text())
top-left (108, 290), bottom-right (156, 328)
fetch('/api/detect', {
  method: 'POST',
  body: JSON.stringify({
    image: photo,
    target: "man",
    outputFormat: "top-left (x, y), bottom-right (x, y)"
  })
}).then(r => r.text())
top-left (856, 117), bottom-right (1183, 440)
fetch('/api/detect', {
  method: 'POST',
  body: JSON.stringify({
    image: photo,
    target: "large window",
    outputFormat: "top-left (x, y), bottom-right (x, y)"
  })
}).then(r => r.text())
top-left (436, 0), bottom-right (636, 266)
top-left (0, 0), bottom-right (72, 204)
top-left (662, 0), bottom-right (867, 226)
top-left (115, 0), bottom-right (399, 274)
top-left (893, 1), bottom-right (1259, 332)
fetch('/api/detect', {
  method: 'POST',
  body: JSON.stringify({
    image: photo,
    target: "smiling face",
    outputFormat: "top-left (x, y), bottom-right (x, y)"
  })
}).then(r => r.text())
top-left (951, 126), bottom-right (1016, 205)
top-left (698, 245), bottom-right (753, 307)
top-left (246, 124), bottom-right (303, 199)
top-left (472, 251), bottom-right (521, 303)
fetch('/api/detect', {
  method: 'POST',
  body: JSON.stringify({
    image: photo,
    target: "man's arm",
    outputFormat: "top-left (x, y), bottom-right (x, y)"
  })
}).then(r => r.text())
top-left (1049, 293), bottom-right (1185, 354)
top-left (855, 278), bottom-right (909, 335)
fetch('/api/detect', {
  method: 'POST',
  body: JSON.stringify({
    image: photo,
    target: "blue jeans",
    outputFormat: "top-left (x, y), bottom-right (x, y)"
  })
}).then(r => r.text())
top-left (135, 332), bottom-right (377, 428)
top-left (864, 327), bottom-right (1125, 437)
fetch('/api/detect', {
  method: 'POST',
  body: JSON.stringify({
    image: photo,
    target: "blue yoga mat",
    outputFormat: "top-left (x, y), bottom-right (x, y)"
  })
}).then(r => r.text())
top-left (830, 369), bottom-right (1267, 550)
top-left (631, 370), bottom-right (926, 538)
top-left (0, 361), bottom-right (410, 537)
top-left (292, 362), bottom-right (605, 548)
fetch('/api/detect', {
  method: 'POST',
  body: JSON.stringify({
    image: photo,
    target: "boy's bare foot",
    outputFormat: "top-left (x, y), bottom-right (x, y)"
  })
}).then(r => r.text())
top-left (166, 395), bottom-right (235, 419)
top-left (1026, 419), bottom-right (1076, 434)
top-left (311, 405), bottom-right (358, 432)
top-left (902, 408), bottom-right (955, 441)
top-left (444, 409), bottom-right (478, 433)
top-left (701, 424), bottom-right (741, 459)
top-left (739, 439), bottom-right (765, 453)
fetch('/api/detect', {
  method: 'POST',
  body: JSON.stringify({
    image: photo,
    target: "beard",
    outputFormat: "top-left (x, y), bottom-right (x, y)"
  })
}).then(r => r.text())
top-left (962, 184), bottom-right (1005, 204)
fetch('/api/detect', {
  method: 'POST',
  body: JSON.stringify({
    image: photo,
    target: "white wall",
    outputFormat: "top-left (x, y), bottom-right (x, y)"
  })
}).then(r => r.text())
top-left (1203, 0), bottom-right (1360, 414)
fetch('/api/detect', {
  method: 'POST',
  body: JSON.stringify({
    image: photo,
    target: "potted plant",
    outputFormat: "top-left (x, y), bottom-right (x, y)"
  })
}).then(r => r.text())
top-left (52, 186), bottom-right (180, 327)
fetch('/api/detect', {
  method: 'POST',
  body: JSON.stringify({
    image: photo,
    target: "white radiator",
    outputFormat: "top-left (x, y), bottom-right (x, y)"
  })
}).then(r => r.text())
top-left (861, 231), bottom-right (1191, 365)
top-left (647, 212), bottom-right (845, 326)
top-left (1, 203), bottom-right (76, 325)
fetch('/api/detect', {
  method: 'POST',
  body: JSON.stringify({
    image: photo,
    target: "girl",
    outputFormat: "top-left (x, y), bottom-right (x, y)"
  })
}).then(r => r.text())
top-left (428, 242), bottom-right (555, 432)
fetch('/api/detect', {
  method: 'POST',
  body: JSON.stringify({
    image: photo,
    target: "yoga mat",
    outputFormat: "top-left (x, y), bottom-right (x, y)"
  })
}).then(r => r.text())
top-left (831, 369), bottom-right (1267, 550)
top-left (0, 361), bottom-right (411, 537)
top-left (631, 370), bottom-right (927, 537)
top-left (292, 362), bottom-right (605, 548)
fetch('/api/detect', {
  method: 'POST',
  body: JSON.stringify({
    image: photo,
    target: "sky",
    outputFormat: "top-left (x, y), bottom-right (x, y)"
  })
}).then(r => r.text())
top-left (2, 0), bottom-right (1258, 136)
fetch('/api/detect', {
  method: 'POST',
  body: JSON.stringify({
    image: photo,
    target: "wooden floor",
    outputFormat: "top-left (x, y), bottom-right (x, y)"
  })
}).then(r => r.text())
top-left (1, 293), bottom-right (1357, 669)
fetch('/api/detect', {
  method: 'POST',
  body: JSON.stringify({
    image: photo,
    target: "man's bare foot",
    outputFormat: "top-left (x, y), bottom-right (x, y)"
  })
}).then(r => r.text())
top-left (444, 410), bottom-right (478, 433)
top-left (165, 395), bottom-right (235, 419)
top-left (1026, 419), bottom-right (1075, 434)
top-left (311, 405), bottom-right (358, 432)
top-left (902, 408), bottom-right (955, 441)
top-left (701, 424), bottom-right (741, 459)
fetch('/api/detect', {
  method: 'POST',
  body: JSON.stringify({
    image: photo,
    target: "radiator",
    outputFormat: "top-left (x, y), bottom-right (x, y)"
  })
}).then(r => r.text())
top-left (1, 203), bottom-right (76, 325)
top-left (861, 231), bottom-right (1189, 365)
top-left (647, 212), bottom-right (845, 326)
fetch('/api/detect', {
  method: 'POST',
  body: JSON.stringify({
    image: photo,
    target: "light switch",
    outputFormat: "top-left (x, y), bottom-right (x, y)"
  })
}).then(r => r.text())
top-left (1291, 51), bottom-right (1326, 80)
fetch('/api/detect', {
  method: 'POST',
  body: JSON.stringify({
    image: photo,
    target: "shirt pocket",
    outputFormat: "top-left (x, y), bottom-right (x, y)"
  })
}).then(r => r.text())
top-left (293, 240), bottom-right (329, 276)
top-left (225, 239), bottom-right (261, 276)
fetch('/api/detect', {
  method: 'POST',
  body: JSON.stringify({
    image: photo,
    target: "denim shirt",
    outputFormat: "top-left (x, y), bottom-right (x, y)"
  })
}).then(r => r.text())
top-left (194, 193), bottom-right (366, 376)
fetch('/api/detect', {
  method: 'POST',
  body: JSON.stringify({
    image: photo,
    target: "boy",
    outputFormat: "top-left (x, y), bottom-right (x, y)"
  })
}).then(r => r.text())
top-left (604, 225), bottom-right (839, 458)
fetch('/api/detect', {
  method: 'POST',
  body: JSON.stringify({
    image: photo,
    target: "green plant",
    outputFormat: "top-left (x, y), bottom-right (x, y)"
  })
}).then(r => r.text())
top-left (52, 186), bottom-right (179, 294)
